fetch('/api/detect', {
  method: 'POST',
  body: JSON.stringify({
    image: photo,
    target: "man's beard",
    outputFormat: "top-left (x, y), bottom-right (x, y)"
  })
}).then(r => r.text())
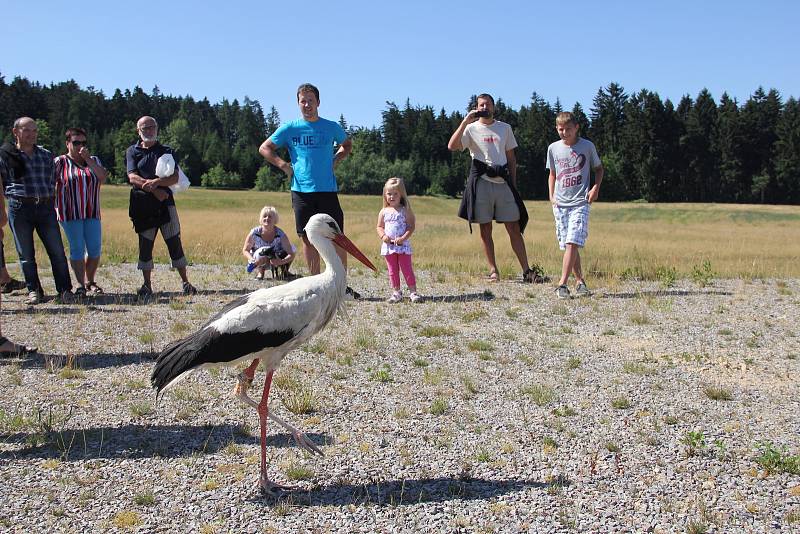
top-left (141, 134), bottom-right (158, 143)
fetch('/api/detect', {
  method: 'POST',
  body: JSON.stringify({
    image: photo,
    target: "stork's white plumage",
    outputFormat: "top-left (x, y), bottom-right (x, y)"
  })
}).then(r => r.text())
top-left (151, 214), bottom-right (376, 494)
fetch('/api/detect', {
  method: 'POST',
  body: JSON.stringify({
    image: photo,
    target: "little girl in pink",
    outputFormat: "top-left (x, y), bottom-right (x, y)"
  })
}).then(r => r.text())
top-left (376, 177), bottom-right (421, 303)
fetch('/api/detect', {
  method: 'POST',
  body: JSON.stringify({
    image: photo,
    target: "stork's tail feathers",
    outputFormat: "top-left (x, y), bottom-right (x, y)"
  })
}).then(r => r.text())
top-left (151, 331), bottom-right (209, 398)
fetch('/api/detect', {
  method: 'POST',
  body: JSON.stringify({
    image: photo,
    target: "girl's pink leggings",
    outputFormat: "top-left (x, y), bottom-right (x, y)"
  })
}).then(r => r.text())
top-left (384, 253), bottom-right (416, 290)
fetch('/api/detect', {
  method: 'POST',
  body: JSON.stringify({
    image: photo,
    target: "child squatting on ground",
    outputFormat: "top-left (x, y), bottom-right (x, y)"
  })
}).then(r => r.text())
top-left (546, 112), bottom-right (604, 300)
top-left (242, 206), bottom-right (296, 281)
top-left (376, 177), bottom-right (421, 303)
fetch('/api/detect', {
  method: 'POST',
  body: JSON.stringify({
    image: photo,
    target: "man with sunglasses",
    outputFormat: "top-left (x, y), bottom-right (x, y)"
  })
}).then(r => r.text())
top-left (0, 117), bottom-right (73, 304)
top-left (125, 116), bottom-right (197, 299)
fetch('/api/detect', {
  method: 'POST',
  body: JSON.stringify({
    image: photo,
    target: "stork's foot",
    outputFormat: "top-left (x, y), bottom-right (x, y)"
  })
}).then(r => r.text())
top-left (259, 475), bottom-right (295, 496)
top-left (292, 430), bottom-right (324, 456)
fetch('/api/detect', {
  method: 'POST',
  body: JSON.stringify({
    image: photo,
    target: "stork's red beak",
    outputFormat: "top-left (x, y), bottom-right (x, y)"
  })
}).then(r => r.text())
top-left (333, 234), bottom-right (377, 271)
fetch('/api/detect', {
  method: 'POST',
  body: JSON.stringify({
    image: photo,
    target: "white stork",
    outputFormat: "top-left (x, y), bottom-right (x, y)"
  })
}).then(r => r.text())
top-left (151, 214), bottom-right (377, 494)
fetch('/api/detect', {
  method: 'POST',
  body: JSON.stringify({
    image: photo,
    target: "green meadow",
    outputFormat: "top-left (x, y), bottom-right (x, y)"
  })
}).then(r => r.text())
top-left (4, 185), bottom-right (799, 280)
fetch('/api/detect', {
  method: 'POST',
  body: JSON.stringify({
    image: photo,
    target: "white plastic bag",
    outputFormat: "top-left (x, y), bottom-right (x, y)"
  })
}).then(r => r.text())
top-left (155, 153), bottom-right (175, 178)
top-left (171, 167), bottom-right (191, 194)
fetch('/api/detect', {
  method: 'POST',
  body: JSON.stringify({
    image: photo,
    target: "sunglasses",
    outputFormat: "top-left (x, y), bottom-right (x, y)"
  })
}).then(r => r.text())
top-left (71, 140), bottom-right (87, 146)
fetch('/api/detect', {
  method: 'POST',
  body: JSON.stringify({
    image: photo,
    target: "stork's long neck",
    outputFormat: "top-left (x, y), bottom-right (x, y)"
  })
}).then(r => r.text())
top-left (312, 237), bottom-right (347, 292)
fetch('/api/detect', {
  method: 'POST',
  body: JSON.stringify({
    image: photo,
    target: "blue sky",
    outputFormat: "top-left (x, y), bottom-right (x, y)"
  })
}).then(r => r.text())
top-left (4, 0), bottom-right (798, 129)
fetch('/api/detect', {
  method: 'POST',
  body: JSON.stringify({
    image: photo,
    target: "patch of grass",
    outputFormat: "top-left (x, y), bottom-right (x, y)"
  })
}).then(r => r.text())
top-left (703, 385), bottom-right (733, 401)
top-left (200, 478), bottom-right (220, 491)
top-left (551, 303), bottom-right (568, 316)
top-left (602, 328), bottom-right (616, 336)
top-left (717, 328), bottom-right (733, 336)
top-left (552, 405), bottom-right (577, 417)
top-left (565, 356), bottom-right (581, 370)
top-left (112, 510), bottom-right (142, 528)
top-left (623, 361), bottom-right (657, 376)
top-left (467, 340), bottom-right (494, 352)
top-left (690, 260), bottom-right (715, 288)
top-left (462, 310), bottom-right (488, 323)
top-left (460, 375), bottom-right (479, 395)
top-left (171, 321), bottom-right (191, 336)
top-left (605, 441), bottom-right (621, 453)
top-left (560, 326), bottom-right (573, 334)
top-left (656, 265), bottom-right (678, 288)
top-left (130, 402), bottom-right (153, 417)
top-left (423, 368), bottom-right (446, 386)
top-left (521, 384), bottom-right (556, 407)
top-left (542, 436), bottom-right (558, 449)
top-left (682, 429), bottom-right (706, 457)
top-left (475, 448), bottom-right (493, 462)
top-left (169, 300), bottom-right (187, 310)
top-left (305, 340), bottom-right (327, 354)
top-left (284, 463), bottom-right (315, 481)
top-left (429, 398), bottom-right (449, 415)
top-left (755, 442), bottom-right (800, 475)
top-left (371, 368), bottom-right (393, 383)
top-left (354, 327), bottom-right (376, 349)
top-left (133, 491), bottom-right (156, 506)
top-left (685, 519), bottom-right (709, 534)
top-left (137, 332), bottom-right (155, 345)
top-left (611, 396), bottom-right (631, 409)
top-left (505, 307), bottom-right (521, 319)
top-left (282, 386), bottom-right (318, 415)
top-left (412, 357), bottom-right (429, 367)
top-left (629, 311), bottom-right (651, 325)
top-left (664, 415), bottom-right (679, 425)
top-left (420, 325), bottom-right (455, 337)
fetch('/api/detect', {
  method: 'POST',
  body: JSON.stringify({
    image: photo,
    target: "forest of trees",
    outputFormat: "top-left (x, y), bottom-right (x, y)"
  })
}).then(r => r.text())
top-left (2, 73), bottom-right (798, 204)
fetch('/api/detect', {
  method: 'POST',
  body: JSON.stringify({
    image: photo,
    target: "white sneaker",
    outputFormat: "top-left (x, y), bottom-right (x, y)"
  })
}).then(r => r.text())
top-left (387, 291), bottom-right (402, 303)
top-left (409, 292), bottom-right (422, 303)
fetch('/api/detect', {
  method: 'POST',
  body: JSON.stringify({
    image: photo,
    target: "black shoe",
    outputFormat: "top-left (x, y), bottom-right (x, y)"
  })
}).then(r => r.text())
top-left (523, 267), bottom-right (550, 284)
top-left (345, 286), bottom-right (362, 300)
top-left (137, 284), bottom-right (153, 299)
top-left (182, 282), bottom-right (198, 295)
top-left (1, 278), bottom-right (26, 294)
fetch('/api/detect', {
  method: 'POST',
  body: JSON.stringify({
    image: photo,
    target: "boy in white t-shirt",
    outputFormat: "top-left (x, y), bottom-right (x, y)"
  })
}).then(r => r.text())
top-left (546, 112), bottom-right (604, 299)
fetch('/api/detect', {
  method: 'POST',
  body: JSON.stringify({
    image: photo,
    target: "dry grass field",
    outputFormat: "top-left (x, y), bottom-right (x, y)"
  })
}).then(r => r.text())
top-left (4, 185), bottom-right (799, 281)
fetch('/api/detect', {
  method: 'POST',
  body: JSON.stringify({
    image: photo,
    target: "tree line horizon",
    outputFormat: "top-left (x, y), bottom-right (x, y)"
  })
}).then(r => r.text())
top-left (1, 73), bottom-right (798, 204)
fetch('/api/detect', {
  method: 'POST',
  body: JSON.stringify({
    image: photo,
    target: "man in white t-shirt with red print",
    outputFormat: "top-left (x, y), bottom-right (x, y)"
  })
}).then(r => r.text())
top-left (449, 93), bottom-right (539, 283)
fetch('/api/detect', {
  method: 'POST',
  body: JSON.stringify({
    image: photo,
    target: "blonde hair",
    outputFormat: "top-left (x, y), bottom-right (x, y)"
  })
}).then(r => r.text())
top-left (556, 112), bottom-right (578, 127)
top-left (259, 206), bottom-right (279, 224)
top-left (382, 177), bottom-right (413, 214)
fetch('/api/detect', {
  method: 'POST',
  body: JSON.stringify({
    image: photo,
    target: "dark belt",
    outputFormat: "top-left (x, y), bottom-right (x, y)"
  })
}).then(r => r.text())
top-left (10, 196), bottom-right (54, 204)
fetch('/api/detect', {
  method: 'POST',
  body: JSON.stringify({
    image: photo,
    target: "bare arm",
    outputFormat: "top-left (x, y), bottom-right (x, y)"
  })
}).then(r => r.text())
top-left (447, 110), bottom-right (479, 151)
top-left (82, 150), bottom-right (107, 183)
top-left (548, 170), bottom-right (557, 206)
top-left (243, 233), bottom-right (256, 262)
top-left (506, 149), bottom-right (517, 187)
top-left (259, 138), bottom-right (293, 178)
top-left (333, 138), bottom-right (352, 167)
top-left (588, 164), bottom-right (604, 203)
top-left (376, 209), bottom-right (391, 243)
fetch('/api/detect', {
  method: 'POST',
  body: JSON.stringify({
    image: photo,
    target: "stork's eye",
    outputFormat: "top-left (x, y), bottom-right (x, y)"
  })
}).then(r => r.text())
top-left (327, 221), bottom-right (340, 233)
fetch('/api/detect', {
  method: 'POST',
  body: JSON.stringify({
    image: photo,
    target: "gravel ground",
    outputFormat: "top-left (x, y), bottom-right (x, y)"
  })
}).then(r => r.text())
top-left (0, 264), bottom-right (798, 533)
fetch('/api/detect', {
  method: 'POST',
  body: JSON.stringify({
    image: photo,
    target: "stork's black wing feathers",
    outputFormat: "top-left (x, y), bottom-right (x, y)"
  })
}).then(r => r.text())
top-left (151, 326), bottom-right (295, 395)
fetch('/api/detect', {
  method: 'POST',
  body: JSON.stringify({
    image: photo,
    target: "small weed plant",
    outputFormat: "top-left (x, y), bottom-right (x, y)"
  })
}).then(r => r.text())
top-left (691, 260), bottom-right (715, 287)
top-left (521, 384), bottom-right (556, 407)
top-left (755, 442), bottom-right (800, 475)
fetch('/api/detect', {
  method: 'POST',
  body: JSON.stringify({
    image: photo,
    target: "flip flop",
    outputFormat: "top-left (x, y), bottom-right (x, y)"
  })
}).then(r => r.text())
top-left (0, 336), bottom-right (37, 357)
top-left (484, 271), bottom-right (499, 282)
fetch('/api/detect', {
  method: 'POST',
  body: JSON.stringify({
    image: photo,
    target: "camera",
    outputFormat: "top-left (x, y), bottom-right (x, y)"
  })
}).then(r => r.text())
top-left (474, 110), bottom-right (490, 118)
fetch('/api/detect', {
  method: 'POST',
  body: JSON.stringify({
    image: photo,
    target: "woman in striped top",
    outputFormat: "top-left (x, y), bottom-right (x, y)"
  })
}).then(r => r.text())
top-left (54, 128), bottom-right (107, 297)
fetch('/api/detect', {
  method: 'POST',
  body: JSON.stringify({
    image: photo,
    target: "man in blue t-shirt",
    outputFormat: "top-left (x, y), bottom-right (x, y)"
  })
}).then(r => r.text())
top-left (259, 83), bottom-right (353, 277)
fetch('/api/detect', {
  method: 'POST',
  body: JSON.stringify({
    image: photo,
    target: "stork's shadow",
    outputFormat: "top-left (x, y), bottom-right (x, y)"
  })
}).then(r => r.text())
top-left (9, 351), bottom-right (158, 370)
top-left (0, 423), bottom-right (327, 461)
top-left (252, 475), bottom-right (563, 506)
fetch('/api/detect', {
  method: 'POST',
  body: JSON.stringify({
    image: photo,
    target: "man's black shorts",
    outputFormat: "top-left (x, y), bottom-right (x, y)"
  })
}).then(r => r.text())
top-left (291, 191), bottom-right (344, 236)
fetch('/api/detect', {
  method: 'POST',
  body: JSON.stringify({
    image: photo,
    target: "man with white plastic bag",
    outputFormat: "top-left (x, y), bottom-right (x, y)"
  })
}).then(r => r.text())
top-left (125, 116), bottom-right (197, 299)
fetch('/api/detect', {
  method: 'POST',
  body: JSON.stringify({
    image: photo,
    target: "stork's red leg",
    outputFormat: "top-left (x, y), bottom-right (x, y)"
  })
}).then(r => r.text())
top-left (256, 368), bottom-right (293, 495)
